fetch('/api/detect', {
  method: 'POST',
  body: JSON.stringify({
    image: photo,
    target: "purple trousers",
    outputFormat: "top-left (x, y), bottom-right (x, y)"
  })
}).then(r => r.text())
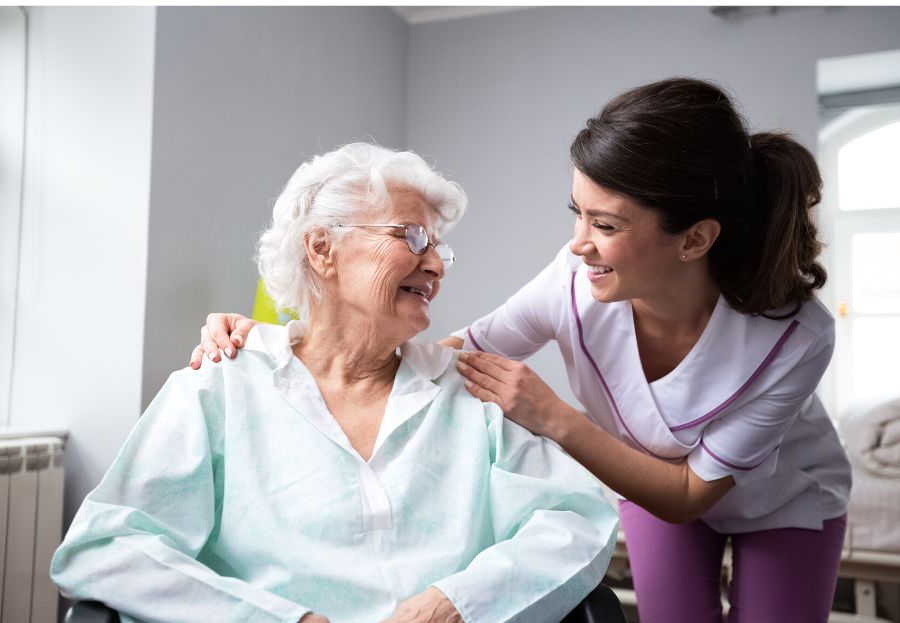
top-left (619, 500), bottom-right (847, 623)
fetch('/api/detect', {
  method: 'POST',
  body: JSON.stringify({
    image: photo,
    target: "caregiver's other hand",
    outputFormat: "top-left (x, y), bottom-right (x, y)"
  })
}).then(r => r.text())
top-left (188, 313), bottom-right (256, 369)
top-left (379, 587), bottom-right (462, 623)
top-left (456, 351), bottom-right (579, 439)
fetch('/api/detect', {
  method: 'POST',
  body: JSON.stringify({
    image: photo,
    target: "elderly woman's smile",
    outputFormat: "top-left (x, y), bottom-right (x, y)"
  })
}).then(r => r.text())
top-left (331, 185), bottom-right (447, 338)
top-left (398, 284), bottom-right (432, 300)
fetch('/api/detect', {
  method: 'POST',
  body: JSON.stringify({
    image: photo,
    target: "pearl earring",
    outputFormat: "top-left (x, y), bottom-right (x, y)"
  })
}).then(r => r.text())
top-left (681, 252), bottom-right (687, 261)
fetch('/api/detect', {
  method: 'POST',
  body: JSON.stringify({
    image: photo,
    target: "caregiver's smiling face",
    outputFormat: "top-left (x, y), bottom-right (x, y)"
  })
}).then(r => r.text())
top-left (568, 168), bottom-right (683, 304)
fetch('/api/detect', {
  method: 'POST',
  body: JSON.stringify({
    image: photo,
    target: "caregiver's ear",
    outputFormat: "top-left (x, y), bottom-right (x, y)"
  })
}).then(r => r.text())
top-left (303, 227), bottom-right (336, 277)
top-left (679, 218), bottom-right (721, 260)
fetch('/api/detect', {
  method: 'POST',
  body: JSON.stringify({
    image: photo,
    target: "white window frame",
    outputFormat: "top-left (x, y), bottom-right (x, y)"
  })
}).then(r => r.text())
top-left (818, 103), bottom-right (900, 421)
top-left (0, 7), bottom-right (28, 427)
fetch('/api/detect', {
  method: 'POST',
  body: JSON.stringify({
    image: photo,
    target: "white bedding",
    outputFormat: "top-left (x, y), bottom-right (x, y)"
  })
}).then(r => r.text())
top-left (842, 398), bottom-right (900, 478)
top-left (839, 399), bottom-right (900, 553)
top-left (845, 467), bottom-right (900, 554)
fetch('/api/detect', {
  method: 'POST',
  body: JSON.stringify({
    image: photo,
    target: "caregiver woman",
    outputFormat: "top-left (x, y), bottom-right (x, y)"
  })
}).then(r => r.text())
top-left (194, 78), bottom-right (852, 623)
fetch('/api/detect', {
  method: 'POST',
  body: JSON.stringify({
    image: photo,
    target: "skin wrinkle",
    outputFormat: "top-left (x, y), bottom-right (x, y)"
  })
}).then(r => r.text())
top-left (297, 187), bottom-right (443, 387)
top-left (290, 186), bottom-right (447, 468)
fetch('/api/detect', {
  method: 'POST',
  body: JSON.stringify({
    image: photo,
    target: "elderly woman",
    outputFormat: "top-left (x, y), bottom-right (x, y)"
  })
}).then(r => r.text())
top-left (51, 143), bottom-right (617, 623)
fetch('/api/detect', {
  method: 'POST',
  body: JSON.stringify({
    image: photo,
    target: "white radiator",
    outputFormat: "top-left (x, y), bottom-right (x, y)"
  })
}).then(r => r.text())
top-left (0, 432), bottom-right (66, 623)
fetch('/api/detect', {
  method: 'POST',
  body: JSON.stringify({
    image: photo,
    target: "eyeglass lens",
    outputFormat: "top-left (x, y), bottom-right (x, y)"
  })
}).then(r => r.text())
top-left (404, 225), bottom-right (454, 267)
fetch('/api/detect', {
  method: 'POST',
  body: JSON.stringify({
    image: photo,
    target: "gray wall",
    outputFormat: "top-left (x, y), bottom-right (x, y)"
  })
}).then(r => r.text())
top-left (142, 7), bottom-right (408, 407)
top-left (409, 6), bottom-right (900, 405)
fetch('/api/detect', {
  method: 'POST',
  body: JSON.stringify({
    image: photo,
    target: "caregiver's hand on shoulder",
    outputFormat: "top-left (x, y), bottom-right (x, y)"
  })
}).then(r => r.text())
top-left (188, 313), bottom-right (256, 369)
top-left (379, 587), bottom-right (462, 623)
top-left (456, 351), bottom-right (579, 439)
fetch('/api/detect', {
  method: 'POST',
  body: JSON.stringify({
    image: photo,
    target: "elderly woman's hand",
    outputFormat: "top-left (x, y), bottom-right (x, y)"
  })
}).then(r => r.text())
top-left (379, 587), bottom-right (462, 623)
top-left (188, 313), bottom-right (257, 369)
top-left (456, 351), bottom-right (581, 441)
top-left (298, 614), bottom-right (330, 623)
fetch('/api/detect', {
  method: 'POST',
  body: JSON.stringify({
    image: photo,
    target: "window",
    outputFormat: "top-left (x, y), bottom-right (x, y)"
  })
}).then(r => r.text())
top-left (0, 7), bottom-right (28, 426)
top-left (838, 120), bottom-right (900, 212)
top-left (819, 104), bottom-right (900, 419)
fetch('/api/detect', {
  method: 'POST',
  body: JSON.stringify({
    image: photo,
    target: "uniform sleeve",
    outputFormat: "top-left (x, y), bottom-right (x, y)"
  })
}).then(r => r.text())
top-left (50, 370), bottom-right (310, 623)
top-left (460, 244), bottom-right (573, 359)
top-left (687, 325), bottom-right (835, 484)
top-left (432, 403), bottom-right (618, 623)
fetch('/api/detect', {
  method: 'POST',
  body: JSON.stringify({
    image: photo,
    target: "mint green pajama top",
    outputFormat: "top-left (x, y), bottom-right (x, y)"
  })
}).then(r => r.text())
top-left (52, 321), bottom-right (618, 623)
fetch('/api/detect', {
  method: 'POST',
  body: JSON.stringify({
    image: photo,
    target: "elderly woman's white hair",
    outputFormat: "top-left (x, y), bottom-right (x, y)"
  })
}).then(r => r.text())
top-left (257, 142), bottom-right (467, 317)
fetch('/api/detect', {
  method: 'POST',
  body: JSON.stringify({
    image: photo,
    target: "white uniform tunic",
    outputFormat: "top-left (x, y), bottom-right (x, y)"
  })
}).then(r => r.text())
top-left (461, 244), bottom-right (851, 534)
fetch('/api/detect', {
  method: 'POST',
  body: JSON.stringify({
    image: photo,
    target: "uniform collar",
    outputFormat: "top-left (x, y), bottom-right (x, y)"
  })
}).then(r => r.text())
top-left (571, 268), bottom-right (803, 458)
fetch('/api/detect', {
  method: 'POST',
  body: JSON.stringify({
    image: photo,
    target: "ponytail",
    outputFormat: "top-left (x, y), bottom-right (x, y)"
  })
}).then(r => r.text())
top-left (734, 133), bottom-right (826, 318)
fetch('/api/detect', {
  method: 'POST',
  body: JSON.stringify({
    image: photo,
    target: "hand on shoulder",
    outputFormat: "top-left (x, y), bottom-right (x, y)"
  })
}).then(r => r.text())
top-left (189, 313), bottom-right (256, 369)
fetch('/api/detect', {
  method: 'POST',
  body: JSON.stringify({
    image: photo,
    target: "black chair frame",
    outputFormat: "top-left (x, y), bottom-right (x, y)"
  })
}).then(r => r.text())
top-left (66, 582), bottom-right (627, 623)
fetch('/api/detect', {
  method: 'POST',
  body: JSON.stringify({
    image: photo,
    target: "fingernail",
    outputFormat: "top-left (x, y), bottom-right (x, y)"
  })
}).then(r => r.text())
top-left (457, 361), bottom-right (468, 371)
top-left (208, 352), bottom-right (218, 362)
top-left (225, 348), bottom-right (233, 358)
top-left (464, 380), bottom-right (473, 388)
top-left (458, 352), bottom-right (468, 360)
top-left (233, 334), bottom-right (243, 345)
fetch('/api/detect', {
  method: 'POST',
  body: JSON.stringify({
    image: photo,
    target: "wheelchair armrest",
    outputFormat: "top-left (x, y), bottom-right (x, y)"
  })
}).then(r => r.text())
top-left (63, 584), bottom-right (626, 623)
top-left (64, 601), bottom-right (119, 623)
top-left (561, 582), bottom-right (628, 623)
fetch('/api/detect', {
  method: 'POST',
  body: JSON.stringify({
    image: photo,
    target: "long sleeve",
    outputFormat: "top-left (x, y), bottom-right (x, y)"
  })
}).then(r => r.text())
top-left (432, 403), bottom-right (618, 623)
top-left (460, 244), bottom-right (573, 360)
top-left (50, 369), bottom-right (310, 623)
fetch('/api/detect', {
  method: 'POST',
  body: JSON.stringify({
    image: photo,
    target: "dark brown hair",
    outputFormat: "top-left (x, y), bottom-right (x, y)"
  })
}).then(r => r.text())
top-left (570, 77), bottom-right (826, 318)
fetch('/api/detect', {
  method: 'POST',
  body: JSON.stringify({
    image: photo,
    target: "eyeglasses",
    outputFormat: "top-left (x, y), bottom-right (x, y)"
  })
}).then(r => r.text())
top-left (334, 223), bottom-right (455, 269)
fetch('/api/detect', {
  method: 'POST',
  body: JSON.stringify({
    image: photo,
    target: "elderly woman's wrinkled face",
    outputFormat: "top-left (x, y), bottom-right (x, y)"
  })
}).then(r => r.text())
top-left (332, 186), bottom-right (445, 340)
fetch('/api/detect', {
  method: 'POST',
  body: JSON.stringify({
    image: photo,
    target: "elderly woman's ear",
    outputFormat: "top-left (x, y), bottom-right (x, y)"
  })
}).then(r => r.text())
top-left (303, 228), bottom-right (336, 278)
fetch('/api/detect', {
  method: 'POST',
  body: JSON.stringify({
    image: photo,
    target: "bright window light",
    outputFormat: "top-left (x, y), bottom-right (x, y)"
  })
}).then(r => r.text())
top-left (838, 120), bottom-right (900, 211)
top-left (852, 232), bottom-right (900, 313)
top-left (851, 317), bottom-right (900, 413)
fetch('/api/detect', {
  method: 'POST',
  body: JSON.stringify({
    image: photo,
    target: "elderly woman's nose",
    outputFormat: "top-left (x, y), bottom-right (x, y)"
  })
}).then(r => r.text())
top-left (421, 246), bottom-right (445, 277)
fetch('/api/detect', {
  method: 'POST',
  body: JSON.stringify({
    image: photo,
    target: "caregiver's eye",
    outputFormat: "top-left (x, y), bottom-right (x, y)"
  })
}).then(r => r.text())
top-left (570, 203), bottom-right (615, 231)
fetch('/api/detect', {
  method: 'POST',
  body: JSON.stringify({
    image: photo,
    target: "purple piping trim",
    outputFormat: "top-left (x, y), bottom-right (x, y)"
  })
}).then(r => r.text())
top-left (466, 327), bottom-right (485, 352)
top-left (570, 271), bottom-right (657, 456)
top-left (669, 320), bottom-right (800, 432)
top-left (701, 440), bottom-right (780, 471)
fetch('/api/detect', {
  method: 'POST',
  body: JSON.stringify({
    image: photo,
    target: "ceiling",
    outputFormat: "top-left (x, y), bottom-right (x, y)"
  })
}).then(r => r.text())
top-left (390, 6), bottom-right (527, 24)
top-left (818, 49), bottom-right (900, 96)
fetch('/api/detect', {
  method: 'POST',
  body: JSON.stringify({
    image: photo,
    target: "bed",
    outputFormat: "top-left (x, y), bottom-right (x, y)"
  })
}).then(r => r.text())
top-left (839, 399), bottom-right (900, 622)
